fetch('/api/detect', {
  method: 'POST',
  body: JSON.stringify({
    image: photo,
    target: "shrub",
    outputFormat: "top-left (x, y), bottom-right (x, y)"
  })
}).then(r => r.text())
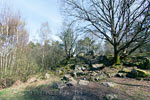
top-left (137, 57), bottom-right (150, 70)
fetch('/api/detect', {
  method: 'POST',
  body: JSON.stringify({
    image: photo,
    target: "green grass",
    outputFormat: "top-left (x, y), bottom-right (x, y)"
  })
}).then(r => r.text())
top-left (0, 82), bottom-right (60, 100)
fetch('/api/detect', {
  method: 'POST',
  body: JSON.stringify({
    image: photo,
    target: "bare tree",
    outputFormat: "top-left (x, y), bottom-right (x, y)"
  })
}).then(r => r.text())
top-left (39, 22), bottom-right (51, 68)
top-left (0, 3), bottom-right (29, 78)
top-left (60, 24), bottom-right (78, 59)
top-left (62, 0), bottom-right (150, 65)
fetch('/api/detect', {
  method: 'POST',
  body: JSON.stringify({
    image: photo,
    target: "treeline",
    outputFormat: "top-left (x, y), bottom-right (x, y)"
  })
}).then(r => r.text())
top-left (0, 6), bottom-right (103, 84)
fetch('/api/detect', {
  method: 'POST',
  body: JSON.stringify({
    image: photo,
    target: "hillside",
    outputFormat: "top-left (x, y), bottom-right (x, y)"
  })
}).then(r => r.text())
top-left (1, 54), bottom-right (150, 100)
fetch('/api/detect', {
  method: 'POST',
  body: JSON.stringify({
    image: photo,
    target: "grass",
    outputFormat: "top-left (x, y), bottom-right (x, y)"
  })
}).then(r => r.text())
top-left (0, 83), bottom-right (60, 100)
top-left (0, 75), bottom-right (60, 100)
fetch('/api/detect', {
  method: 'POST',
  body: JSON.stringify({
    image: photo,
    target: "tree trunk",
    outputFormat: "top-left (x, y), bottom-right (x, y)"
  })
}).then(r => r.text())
top-left (114, 45), bottom-right (120, 65)
top-left (114, 52), bottom-right (120, 65)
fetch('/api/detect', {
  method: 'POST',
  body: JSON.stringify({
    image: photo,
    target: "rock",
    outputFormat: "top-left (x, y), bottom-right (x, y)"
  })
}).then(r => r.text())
top-left (91, 71), bottom-right (98, 76)
top-left (107, 73), bottom-right (117, 78)
top-left (27, 77), bottom-right (38, 83)
top-left (66, 78), bottom-right (77, 86)
top-left (52, 81), bottom-right (65, 89)
top-left (92, 64), bottom-right (104, 69)
top-left (95, 73), bottom-right (108, 81)
top-left (45, 73), bottom-right (50, 79)
top-left (83, 64), bottom-right (89, 68)
top-left (76, 71), bottom-right (85, 76)
top-left (101, 82), bottom-right (117, 87)
top-left (74, 66), bottom-right (85, 76)
top-left (86, 50), bottom-right (94, 56)
top-left (71, 71), bottom-right (77, 77)
top-left (58, 70), bottom-right (62, 74)
top-left (77, 53), bottom-right (85, 57)
top-left (79, 80), bottom-right (89, 85)
top-left (63, 74), bottom-right (71, 80)
top-left (144, 77), bottom-right (150, 81)
top-left (81, 66), bottom-right (86, 71)
top-left (75, 65), bottom-right (82, 71)
top-left (116, 73), bottom-right (126, 77)
top-left (128, 68), bottom-right (150, 78)
top-left (105, 94), bottom-right (118, 100)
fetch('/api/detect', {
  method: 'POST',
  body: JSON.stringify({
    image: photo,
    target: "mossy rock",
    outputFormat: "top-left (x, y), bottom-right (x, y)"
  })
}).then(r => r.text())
top-left (127, 68), bottom-right (150, 78)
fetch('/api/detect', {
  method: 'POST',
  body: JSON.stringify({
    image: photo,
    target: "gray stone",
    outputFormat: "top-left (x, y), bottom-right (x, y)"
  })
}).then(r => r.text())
top-left (83, 64), bottom-right (89, 68)
top-left (79, 80), bottom-right (89, 85)
top-left (63, 74), bottom-right (71, 81)
top-left (76, 70), bottom-right (85, 76)
top-left (58, 70), bottom-right (62, 74)
top-left (66, 78), bottom-right (77, 86)
top-left (52, 81), bottom-right (65, 89)
top-left (45, 73), bottom-right (50, 79)
top-left (92, 64), bottom-right (104, 69)
top-left (116, 73), bottom-right (126, 77)
top-left (101, 82), bottom-right (117, 87)
top-left (94, 74), bottom-right (107, 81)
top-left (81, 66), bottom-right (86, 71)
top-left (105, 94), bottom-right (118, 100)
top-left (77, 53), bottom-right (85, 57)
top-left (91, 71), bottom-right (98, 76)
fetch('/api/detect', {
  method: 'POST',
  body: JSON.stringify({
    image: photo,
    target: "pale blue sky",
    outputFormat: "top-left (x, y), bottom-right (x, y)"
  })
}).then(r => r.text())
top-left (11, 0), bottom-right (62, 41)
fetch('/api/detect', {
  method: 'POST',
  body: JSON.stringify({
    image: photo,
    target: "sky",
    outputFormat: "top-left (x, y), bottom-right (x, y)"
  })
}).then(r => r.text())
top-left (10, 0), bottom-right (63, 42)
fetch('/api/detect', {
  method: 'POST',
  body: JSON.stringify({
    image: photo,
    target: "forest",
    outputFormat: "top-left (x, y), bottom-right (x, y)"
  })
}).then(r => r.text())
top-left (0, 0), bottom-right (150, 100)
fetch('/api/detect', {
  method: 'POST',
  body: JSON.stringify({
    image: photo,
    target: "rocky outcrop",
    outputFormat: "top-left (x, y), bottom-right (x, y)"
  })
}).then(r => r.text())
top-left (101, 82), bottom-right (117, 87)
top-left (78, 80), bottom-right (89, 86)
top-left (127, 68), bottom-right (150, 78)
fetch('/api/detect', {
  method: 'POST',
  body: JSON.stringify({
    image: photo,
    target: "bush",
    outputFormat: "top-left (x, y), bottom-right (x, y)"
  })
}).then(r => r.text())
top-left (0, 78), bottom-right (15, 88)
top-left (137, 57), bottom-right (150, 70)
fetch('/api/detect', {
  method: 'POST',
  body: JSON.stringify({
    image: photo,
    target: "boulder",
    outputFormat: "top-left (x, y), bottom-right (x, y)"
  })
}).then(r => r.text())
top-left (91, 71), bottom-right (98, 76)
top-left (62, 74), bottom-right (72, 81)
top-left (74, 66), bottom-right (85, 76)
top-left (58, 70), bottom-right (63, 74)
top-left (51, 81), bottom-right (65, 89)
top-left (128, 68), bottom-right (150, 78)
top-left (95, 74), bottom-right (107, 81)
top-left (79, 80), bottom-right (89, 86)
top-left (81, 66), bottom-right (86, 71)
top-left (92, 64), bottom-right (104, 69)
top-left (105, 94), bottom-right (118, 100)
top-left (144, 77), bottom-right (150, 81)
top-left (77, 53), bottom-right (85, 57)
top-left (116, 73), bottom-right (127, 78)
top-left (66, 78), bottom-right (77, 86)
top-left (101, 82), bottom-right (117, 87)
top-left (45, 73), bottom-right (50, 79)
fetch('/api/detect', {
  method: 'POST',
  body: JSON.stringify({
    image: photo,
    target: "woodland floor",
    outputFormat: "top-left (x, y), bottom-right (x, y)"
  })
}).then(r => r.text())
top-left (0, 76), bottom-right (150, 100)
